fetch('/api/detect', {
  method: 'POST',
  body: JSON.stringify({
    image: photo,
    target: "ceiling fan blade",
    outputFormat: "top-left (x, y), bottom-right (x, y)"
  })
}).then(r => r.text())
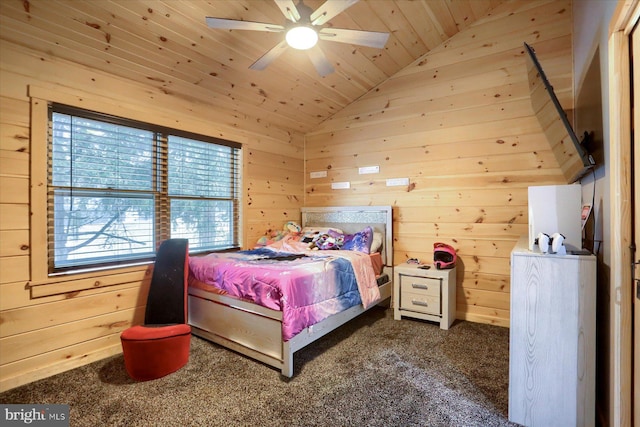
top-left (319, 28), bottom-right (389, 49)
top-left (310, 0), bottom-right (359, 26)
top-left (306, 45), bottom-right (335, 77)
top-left (249, 40), bottom-right (289, 71)
top-left (205, 17), bottom-right (284, 32)
top-left (274, 0), bottom-right (300, 22)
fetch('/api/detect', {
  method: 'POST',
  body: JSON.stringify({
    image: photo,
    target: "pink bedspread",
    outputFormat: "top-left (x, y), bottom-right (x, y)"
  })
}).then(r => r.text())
top-left (188, 243), bottom-right (381, 341)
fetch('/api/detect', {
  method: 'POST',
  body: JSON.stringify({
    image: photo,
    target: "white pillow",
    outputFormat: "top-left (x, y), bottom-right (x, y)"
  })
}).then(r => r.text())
top-left (370, 232), bottom-right (383, 253)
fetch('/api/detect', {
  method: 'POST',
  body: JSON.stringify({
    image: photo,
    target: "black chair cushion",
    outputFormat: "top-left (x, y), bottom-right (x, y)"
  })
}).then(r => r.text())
top-left (144, 238), bottom-right (189, 325)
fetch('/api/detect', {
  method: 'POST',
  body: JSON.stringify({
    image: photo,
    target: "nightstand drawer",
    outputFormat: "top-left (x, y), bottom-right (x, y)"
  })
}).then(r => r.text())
top-left (401, 292), bottom-right (441, 315)
top-left (399, 275), bottom-right (441, 297)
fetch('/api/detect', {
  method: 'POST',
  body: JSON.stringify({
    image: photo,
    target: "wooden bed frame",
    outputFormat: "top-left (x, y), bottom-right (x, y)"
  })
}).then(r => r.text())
top-left (187, 206), bottom-right (393, 377)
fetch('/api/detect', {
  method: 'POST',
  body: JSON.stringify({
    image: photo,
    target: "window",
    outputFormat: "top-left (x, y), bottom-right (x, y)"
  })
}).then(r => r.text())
top-left (48, 104), bottom-right (241, 273)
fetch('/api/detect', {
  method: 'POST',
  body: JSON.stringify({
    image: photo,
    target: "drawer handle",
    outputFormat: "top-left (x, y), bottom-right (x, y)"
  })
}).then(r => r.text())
top-left (412, 300), bottom-right (429, 307)
top-left (412, 283), bottom-right (429, 290)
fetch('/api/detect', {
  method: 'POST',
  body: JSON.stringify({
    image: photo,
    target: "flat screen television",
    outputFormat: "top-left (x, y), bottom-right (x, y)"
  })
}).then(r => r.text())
top-left (524, 42), bottom-right (595, 183)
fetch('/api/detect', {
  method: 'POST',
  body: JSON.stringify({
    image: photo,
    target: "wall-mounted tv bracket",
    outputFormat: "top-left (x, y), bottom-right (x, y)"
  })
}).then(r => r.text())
top-left (579, 131), bottom-right (597, 167)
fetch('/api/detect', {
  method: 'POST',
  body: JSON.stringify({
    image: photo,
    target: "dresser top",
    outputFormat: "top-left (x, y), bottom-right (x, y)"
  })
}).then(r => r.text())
top-left (512, 236), bottom-right (596, 260)
top-left (394, 263), bottom-right (456, 278)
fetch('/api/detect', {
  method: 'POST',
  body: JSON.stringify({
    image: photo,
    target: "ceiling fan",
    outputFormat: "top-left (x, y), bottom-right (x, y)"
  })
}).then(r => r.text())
top-left (205, 0), bottom-right (390, 76)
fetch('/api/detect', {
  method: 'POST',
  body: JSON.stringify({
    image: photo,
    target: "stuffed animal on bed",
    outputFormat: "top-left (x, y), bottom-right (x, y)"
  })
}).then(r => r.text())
top-left (284, 221), bottom-right (302, 234)
top-left (255, 221), bottom-right (302, 247)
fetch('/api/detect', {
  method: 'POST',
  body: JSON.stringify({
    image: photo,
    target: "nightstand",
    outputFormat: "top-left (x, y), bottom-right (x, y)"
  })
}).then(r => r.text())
top-left (393, 264), bottom-right (456, 329)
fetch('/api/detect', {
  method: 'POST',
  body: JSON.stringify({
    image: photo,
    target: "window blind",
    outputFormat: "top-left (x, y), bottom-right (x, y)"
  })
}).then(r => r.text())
top-left (167, 135), bottom-right (240, 252)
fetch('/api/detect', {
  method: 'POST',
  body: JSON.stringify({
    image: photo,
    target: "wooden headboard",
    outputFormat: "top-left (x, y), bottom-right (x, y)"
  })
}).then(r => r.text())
top-left (300, 206), bottom-right (393, 271)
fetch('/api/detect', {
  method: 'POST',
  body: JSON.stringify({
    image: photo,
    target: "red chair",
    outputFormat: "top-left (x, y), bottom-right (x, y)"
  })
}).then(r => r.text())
top-left (120, 239), bottom-right (191, 381)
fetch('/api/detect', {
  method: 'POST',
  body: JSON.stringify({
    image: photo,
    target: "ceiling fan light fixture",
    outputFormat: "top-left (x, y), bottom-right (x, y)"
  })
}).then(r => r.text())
top-left (285, 25), bottom-right (318, 50)
top-left (205, 0), bottom-right (389, 75)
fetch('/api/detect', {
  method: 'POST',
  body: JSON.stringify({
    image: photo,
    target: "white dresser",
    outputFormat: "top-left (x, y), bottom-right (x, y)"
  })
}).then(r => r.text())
top-left (509, 236), bottom-right (596, 427)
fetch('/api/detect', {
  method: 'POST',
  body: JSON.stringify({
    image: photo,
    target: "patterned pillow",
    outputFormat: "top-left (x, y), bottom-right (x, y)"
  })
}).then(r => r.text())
top-left (334, 226), bottom-right (374, 254)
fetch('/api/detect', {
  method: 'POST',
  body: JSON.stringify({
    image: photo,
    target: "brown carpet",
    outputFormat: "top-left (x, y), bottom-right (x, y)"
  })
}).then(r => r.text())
top-left (0, 307), bottom-right (518, 426)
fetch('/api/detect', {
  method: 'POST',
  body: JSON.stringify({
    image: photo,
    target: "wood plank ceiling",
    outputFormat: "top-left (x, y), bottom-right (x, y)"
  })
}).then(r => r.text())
top-left (0, 0), bottom-right (506, 135)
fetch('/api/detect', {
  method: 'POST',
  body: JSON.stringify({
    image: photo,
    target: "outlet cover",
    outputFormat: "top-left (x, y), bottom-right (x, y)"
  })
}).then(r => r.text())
top-left (386, 178), bottom-right (409, 186)
top-left (358, 166), bottom-right (379, 175)
top-left (310, 171), bottom-right (327, 179)
top-left (331, 181), bottom-right (350, 189)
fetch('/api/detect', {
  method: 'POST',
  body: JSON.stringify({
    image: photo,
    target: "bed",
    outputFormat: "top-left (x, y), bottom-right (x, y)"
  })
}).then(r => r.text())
top-left (187, 206), bottom-right (393, 377)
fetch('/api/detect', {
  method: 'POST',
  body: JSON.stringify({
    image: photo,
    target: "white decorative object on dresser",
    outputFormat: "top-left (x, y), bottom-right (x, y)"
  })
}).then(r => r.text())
top-left (509, 236), bottom-right (596, 427)
top-left (393, 264), bottom-right (456, 329)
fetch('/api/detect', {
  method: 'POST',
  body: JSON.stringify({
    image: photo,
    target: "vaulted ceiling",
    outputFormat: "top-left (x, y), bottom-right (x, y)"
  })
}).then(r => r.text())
top-left (0, 0), bottom-right (506, 134)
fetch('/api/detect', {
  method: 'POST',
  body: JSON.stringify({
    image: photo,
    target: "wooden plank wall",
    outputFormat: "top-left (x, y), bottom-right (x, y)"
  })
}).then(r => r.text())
top-left (0, 40), bottom-right (304, 392)
top-left (304, 0), bottom-right (572, 326)
top-left (0, 0), bottom-right (573, 391)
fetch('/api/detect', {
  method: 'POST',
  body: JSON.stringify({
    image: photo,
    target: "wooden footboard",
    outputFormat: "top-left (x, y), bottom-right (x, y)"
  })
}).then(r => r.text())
top-left (188, 280), bottom-right (392, 377)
